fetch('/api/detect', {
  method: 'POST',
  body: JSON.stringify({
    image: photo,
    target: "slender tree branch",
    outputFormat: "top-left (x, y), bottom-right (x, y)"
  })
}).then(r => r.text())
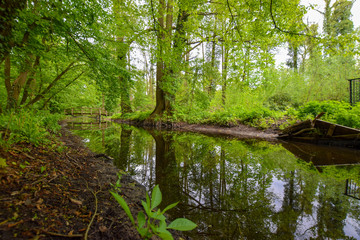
top-left (269, 0), bottom-right (319, 39)
top-left (26, 61), bottom-right (77, 107)
top-left (40, 71), bottom-right (85, 109)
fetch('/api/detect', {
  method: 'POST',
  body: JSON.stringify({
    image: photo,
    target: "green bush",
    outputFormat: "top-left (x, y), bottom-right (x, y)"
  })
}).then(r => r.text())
top-left (0, 110), bottom-right (63, 147)
top-left (297, 101), bottom-right (351, 119)
top-left (297, 101), bottom-right (360, 129)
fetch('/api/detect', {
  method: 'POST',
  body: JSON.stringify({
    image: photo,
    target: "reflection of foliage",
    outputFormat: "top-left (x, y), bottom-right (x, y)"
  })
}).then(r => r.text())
top-left (71, 123), bottom-right (360, 239)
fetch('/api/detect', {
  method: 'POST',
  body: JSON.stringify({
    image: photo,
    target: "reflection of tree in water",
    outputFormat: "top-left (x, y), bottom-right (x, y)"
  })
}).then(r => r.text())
top-left (150, 131), bottom-right (181, 214)
top-left (275, 171), bottom-right (301, 239)
top-left (316, 183), bottom-right (348, 239)
top-left (171, 138), bottom-right (276, 239)
top-left (113, 128), bottom-right (132, 171)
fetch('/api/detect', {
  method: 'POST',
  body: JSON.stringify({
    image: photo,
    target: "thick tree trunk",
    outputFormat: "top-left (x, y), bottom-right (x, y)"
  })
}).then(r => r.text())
top-left (150, 0), bottom-right (169, 118)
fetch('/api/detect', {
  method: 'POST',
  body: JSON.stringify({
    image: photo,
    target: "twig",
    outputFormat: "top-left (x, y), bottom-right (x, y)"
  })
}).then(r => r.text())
top-left (42, 230), bottom-right (82, 238)
top-left (65, 152), bottom-right (82, 169)
top-left (84, 181), bottom-right (100, 240)
top-left (12, 147), bottom-right (35, 159)
top-left (32, 175), bottom-right (59, 185)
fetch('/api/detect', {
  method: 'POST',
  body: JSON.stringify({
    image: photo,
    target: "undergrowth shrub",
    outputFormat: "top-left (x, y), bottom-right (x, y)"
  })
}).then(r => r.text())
top-left (0, 110), bottom-right (63, 147)
top-left (297, 101), bottom-right (360, 129)
top-left (297, 101), bottom-right (351, 119)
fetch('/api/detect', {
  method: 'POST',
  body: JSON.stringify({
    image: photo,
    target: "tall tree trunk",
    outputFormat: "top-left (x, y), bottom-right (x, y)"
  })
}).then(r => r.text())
top-left (150, 0), bottom-right (171, 117)
top-left (221, 45), bottom-right (228, 106)
top-left (20, 55), bottom-right (40, 105)
top-left (150, 1), bottom-right (189, 118)
top-left (208, 16), bottom-right (217, 97)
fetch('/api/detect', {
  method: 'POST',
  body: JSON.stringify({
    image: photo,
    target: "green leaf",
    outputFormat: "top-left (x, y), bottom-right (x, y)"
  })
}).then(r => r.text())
top-left (137, 227), bottom-right (148, 238)
top-left (110, 191), bottom-right (135, 225)
top-left (0, 158), bottom-right (7, 168)
top-left (141, 200), bottom-right (151, 217)
top-left (167, 218), bottom-right (197, 231)
top-left (157, 229), bottom-right (174, 240)
top-left (151, 185), bottom-right (162, 210)
top-left (137, 211), bottom-right (146, 229)
top-left (146, 193), bottom-right (150, 208)
top-left (151, 210), bottom-right (166, 221)
top-left (161, 202), bottom-right (178, 214)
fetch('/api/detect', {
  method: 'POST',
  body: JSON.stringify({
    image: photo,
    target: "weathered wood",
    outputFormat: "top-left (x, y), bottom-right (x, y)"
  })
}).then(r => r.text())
top-left (292, 128), bottom-right (315, 136)
top-left (279, 116), bottom-right (360, 149)
top-left (64, 107), bottom-right (110, 116)
top-left (326, 124), bottom-right (336, 137)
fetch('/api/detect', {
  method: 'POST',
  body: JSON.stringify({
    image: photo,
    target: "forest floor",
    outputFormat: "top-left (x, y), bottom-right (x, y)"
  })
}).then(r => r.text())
top-left (0, 120), bottom-right (280, 239)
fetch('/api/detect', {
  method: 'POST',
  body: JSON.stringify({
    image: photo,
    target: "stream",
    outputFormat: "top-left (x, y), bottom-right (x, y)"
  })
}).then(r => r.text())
top-left (67, 118), bottom-right (360, 239)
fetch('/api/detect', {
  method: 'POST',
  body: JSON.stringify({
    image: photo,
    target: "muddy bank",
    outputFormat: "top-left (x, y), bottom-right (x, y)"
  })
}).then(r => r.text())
top-left (113, 119), bottom-right (280, 141)
top-left (0, 123), bottom-right (185, 239)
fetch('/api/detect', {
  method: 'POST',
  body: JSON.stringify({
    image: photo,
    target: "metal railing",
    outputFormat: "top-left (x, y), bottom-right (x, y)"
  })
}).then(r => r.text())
top-left (345, 179), bottom-right (360, 200)
top-left (349, 78), bottom-right (360, 105)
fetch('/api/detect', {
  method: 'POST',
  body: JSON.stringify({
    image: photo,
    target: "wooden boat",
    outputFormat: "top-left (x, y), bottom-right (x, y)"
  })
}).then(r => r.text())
top-left (278, 115), bottom-right (360, 149)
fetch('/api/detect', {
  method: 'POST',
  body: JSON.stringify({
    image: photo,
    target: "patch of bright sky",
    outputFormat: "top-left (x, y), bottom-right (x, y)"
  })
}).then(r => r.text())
top-left (275, 0), bottom-right (360, 65)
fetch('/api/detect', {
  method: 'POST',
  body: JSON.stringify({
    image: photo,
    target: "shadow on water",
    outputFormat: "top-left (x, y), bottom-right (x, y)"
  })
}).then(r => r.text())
top-left (67, 119), bottom-right (360, 240)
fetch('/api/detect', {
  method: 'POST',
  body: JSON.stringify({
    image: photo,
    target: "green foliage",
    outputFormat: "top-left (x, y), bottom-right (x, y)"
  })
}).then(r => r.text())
top-left (110, 185), bottom-right (197, 240)
top-left (0, 110), bottom-right (63, 148)
top-left (297, 101), bottom-right (360, 129)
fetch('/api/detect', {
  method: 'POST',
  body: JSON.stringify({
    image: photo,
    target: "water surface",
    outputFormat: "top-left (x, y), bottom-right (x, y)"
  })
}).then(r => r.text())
top-left (68, 119), bottom-right (360, 239)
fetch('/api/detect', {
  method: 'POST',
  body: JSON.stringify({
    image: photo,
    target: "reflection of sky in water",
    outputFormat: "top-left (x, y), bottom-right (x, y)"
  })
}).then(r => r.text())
top-left (269, 178), bottom-right (285, 212)
top-left (344, 216), bottom-right (360, 239)
top-left (69, 121), bottom-right (360, 239)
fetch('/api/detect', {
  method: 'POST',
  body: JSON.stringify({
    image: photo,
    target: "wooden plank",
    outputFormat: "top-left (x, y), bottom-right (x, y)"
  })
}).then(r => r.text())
top-left (332, 134), bottom-right (360, 139)
top-left (326, 124), bottom-right (336, 137)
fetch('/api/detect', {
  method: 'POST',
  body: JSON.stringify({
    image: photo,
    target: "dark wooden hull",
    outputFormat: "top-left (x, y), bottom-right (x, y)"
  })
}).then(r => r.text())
top-left (279, 119), bottom-right (360, 149)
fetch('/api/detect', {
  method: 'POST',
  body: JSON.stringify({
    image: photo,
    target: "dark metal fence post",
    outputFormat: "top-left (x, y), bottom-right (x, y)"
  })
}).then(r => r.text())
top-left (348, 78), bottom-right (360, 106)
top-left (349, 79), bottom-right (352, 105)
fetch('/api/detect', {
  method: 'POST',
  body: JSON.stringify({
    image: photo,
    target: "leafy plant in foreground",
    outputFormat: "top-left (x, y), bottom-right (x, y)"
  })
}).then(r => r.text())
top-left (110, 185), bottom-right (197, 240)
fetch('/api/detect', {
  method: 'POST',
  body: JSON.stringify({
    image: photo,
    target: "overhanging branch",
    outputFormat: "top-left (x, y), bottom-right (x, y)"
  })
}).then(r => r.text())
top-left (270, 0), bottom-right (319, 39)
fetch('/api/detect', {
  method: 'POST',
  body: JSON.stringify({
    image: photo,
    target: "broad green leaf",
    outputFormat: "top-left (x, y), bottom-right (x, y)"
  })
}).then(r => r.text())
top-left (167, 218), bottom-right (197, 231)
top-left (110, 191), bottom-right (135, 225)
top-left (157, 229), bottom-right (173, 240)
top-left (161, 202), bottom-right (178, 214)
top-left (151, 185), bottom-right (162, 210)
top-left (137, 211), bottom-right (146, 229)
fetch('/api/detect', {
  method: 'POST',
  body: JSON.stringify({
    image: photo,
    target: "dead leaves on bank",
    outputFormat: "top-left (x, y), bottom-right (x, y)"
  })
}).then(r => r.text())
top-left (0, 140), bottom-right (94, 239)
